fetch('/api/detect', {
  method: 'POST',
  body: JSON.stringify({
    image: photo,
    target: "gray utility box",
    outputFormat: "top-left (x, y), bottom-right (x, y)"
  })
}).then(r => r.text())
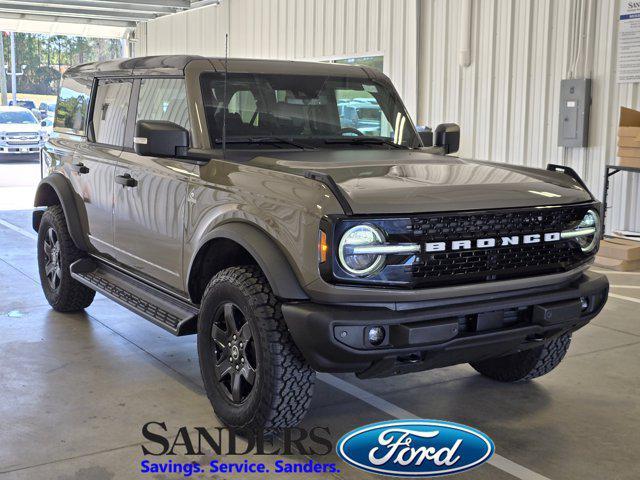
top-left (558, 78), bottom-right (591, 148)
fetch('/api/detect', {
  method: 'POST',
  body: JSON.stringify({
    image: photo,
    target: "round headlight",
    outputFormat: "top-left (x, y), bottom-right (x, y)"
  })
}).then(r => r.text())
top-left (338, 225), bottom-right (386, 276)
top-left (575, 209), bottom-right (600, 252)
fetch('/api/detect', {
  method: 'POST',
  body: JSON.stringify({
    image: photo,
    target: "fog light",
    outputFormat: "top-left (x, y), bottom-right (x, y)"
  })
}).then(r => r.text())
top-left (367, 326), bottom-right (385, 346)
top-left (580, 296), bottom-right (589, 311)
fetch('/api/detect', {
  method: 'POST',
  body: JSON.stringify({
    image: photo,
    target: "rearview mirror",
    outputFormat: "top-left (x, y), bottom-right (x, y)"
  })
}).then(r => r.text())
top-left (434, 123), bottom-right (460, 154)
top-left (134, 120), bottom-right (189, 158)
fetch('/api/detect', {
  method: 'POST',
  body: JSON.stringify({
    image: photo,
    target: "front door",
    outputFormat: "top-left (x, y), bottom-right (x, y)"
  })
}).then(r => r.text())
top-left (113, 78), bottom-right (194, 291)
top-left (74, 78), bottom-right (132, 253)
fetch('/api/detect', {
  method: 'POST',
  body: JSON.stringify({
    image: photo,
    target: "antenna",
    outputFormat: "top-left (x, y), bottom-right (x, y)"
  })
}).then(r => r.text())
top-left (222, 33), bottom-right (229, 158)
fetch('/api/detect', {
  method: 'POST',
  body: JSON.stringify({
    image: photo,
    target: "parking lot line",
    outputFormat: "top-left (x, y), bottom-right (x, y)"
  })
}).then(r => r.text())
top-left (609, 293), bottom-right (640, 305)
top-left (0, 218), bottom-right (37, 240)
top-left (318, 373), bottom-right (552, 480)
top-left (610, 285), bottom-right (640, 289)
top-left (592, 269), bottom-right (640, 275)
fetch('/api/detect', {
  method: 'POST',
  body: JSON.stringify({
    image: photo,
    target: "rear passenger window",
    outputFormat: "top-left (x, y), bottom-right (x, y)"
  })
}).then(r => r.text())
top-left (136, 78), bottom-right (191, 130)
top-left (54, 76), bottom-right (91, 135)
top-left (91, 79), bottom-right (132, 147)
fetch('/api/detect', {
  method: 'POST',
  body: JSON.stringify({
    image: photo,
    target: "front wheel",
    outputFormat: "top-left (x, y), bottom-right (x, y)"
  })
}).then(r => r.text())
top-left (470, 333), bottom-right (572, 382)
top-left (197, 266), bottom-right (315, 433)
top-left (37, 205), bottom-right (96, 312)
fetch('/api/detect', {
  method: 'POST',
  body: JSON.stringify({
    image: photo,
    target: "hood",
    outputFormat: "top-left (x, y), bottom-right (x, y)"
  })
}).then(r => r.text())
top-left (243, 149), bottom-right (592, 215)
top-left (0, 123), bottom-right (41, 134)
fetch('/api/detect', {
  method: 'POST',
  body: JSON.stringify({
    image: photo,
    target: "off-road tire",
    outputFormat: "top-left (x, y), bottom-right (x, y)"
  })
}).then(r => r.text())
top-left (37, 205), bottom-right (96, 311)
top-left (470, 333), bottom-right (572, 382)
top-left (197, 266), bottom-right (315, 433)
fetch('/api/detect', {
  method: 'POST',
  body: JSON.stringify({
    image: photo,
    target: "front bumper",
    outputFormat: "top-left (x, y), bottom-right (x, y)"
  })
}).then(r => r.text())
top-left (0, 143), bottom-right (42, 154)
top-left (282, 272), bottom-right (608, 378)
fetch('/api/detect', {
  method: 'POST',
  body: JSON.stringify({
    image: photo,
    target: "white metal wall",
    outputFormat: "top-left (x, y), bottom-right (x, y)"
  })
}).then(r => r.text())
top-left (137, 0), bottom-right (419, 118)
top-left (136, 0), bottom-right (639, 232)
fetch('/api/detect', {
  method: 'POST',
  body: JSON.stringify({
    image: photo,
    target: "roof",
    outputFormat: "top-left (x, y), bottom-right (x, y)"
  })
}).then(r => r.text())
top-left (64, 55), bottom-right (383, 79)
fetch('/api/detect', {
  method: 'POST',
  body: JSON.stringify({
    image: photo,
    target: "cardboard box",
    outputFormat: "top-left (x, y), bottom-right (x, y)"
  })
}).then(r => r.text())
top-left (594, 255), bottom-right (640, 271)
top-left (617, 107), bottom-right (640, 167)
top-left (598, 238), bottom-right (640, 261)
top-left (618, 157), bottom-right (640, 168)
top-left (616, 146), bottom-right (640, 158)
top-left (618, 106), bottom-right (640, 138)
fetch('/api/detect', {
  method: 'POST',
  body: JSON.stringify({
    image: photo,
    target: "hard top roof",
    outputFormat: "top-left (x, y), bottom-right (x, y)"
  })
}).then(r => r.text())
top-left (64, 55), bottom-right (381, 79)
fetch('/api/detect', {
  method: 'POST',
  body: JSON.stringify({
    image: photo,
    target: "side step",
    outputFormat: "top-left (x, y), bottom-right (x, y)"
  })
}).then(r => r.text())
top-left (70, 258), bottom-right (198, 336)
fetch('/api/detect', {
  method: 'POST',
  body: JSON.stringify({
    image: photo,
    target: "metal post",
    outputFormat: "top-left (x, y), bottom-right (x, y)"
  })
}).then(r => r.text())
top-left (0, 33), bottom-right (7, 106)
top-left (10, 31), bottom-right (17, 104)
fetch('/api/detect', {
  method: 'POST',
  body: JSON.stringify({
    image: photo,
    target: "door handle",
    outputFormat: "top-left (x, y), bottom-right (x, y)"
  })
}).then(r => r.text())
top-left (115, 173), bottom-right (138, 188)
top-left (70, 162), bottom-right (89, 174)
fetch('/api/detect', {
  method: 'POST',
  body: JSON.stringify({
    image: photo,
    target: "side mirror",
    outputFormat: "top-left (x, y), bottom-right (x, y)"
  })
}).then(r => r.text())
top-left (134, 120), bottom-right (189, 158)
top-left (416, 126), bottom-right (433, 147)
top-left (434, 123), bottom-right (460, 154)
top-left (41, 120), bottom-right (47, 127)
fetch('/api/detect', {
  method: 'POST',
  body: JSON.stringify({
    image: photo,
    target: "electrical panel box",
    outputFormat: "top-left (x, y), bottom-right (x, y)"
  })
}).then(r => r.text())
top-left (558, 78), bottom-right (591, 148)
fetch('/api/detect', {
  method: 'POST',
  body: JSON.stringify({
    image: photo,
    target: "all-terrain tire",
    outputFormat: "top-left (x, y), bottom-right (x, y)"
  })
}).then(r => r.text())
top-left (470, 333), bottom-right (572, 382)
top-left (37, 205), bottom-right (96, 312)
top-left (197, 266), bottom-right (315, 433)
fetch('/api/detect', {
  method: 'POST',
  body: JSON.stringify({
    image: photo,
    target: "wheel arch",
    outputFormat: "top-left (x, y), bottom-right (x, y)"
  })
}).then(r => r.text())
top-left (33, 174), bottom-right (91, 252)
top-left (187, 222), bottom-right (309, 303)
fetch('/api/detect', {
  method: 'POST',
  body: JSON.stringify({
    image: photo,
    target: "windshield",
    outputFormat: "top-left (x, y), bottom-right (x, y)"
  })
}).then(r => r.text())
top-left (200, 73), bottom-right (419, 149)
top-left (0, 110), bottom-right (38, 124)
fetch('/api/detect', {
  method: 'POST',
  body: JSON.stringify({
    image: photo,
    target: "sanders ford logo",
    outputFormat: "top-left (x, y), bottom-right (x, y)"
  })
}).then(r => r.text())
top-left (337, 420), bottom-right (494, 477)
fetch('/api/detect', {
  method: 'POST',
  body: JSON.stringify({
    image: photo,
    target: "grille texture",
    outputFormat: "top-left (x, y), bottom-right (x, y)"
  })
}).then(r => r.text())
top-left (409, 205), bottom-right (592, 286)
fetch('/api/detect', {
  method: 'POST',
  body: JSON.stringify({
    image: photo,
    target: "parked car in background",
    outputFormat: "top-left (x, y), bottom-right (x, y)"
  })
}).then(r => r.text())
top-left (339, 100), bottom-right (383, 135)
top-left (9, 99), bottom-right (43, 120)
top-left (39, 101), bottom-right (56, 119)
top-left (0, 106), bottom-right (46, 161)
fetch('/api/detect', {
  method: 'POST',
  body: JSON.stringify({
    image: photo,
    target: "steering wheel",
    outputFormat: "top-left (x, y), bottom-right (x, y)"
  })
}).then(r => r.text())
top-left (339, 127), bottom-right (364, 136)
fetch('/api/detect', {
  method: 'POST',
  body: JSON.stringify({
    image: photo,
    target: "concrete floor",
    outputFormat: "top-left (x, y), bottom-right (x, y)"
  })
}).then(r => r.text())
top-left (1, 201), bottom-right (639, 479)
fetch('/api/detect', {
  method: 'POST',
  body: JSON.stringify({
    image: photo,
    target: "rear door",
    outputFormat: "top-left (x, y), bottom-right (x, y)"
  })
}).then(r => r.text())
top-left (73, 77), bottom-right (132, 253)
top-left (113, 77), bottom-right (193, 290)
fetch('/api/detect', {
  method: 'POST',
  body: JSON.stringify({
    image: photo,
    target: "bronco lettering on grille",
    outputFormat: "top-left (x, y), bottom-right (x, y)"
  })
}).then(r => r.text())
top-left (425, 232), bottom-right (561, 252)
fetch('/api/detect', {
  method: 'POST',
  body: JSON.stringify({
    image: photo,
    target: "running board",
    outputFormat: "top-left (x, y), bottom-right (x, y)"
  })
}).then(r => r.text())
top-left (70, 258), bottom-right (198, 336)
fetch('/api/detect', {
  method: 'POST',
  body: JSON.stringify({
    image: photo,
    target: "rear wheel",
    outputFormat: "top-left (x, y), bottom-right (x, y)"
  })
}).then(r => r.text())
top-left (470, 333), bottom-right (572, 382)
top-left (37, 205), bottom-right (95, 312)
top-left (197, 266), bottom-right (315, 433)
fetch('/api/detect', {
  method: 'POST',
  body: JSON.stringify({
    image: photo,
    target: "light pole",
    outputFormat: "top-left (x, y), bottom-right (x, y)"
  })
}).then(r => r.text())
top-left (10, 31), bottom-right (16, 104)
top-left (0, 32), bottom-right (7, 106)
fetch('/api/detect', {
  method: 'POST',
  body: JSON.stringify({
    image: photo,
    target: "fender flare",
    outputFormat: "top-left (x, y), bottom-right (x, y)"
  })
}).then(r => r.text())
top-left (33, 173), bottom-right (91, 252)
top-left (190, 222), bottom-right (309, 301)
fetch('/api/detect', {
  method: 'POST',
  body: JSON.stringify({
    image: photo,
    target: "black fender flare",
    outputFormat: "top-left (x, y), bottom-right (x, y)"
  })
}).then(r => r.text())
top-left (33, 173), bottom-right (91, 252)
top-left (191, 222), bottom-right (309, 301)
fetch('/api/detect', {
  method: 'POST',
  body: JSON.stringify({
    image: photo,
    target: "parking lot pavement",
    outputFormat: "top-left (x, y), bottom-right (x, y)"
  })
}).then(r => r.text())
top-left (1, 209), bottom-right (639, 480)
top-left (0, 160), bottom-right (41, 211)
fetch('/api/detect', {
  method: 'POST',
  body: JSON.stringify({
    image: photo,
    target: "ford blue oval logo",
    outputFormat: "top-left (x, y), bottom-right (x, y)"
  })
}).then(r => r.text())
top-left (337, 419), bottom-right (494, 477)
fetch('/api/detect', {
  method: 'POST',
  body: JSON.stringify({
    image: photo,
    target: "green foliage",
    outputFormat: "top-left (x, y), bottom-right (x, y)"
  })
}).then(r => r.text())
top-left (2, 32), bottom-right (123, 95)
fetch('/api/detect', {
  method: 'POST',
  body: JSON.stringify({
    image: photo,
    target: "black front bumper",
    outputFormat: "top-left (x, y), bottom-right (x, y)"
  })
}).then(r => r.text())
top-left (282, 272), bottom-right (609, 378)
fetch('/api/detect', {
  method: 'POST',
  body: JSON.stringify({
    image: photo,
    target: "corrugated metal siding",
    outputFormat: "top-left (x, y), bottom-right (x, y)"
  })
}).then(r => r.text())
top-left (136, 0), bottom-right (639, 232)
top-left (418, 0), bottom-right (639, 232)
top-left (137, 0), bottom-right (419, 118)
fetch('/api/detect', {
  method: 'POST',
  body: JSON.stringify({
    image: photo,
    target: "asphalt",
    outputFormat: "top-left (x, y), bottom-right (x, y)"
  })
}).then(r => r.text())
top-left (0, 170), bottom-right (639, 479)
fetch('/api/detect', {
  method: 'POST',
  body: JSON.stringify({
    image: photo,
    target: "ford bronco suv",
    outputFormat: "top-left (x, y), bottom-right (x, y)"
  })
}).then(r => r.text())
top-left (35, 56), bottom-right (609, 432)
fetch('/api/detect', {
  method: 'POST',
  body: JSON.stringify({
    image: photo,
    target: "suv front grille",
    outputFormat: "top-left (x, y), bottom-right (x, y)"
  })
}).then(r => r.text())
top-left (408, 205), bottom-right (593, 287)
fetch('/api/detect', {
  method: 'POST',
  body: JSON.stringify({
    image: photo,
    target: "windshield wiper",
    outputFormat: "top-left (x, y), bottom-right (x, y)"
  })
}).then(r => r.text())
top-left (215, 137), bottom-right (313, 150)
top-left (324, 137), bottom-right (409, 149)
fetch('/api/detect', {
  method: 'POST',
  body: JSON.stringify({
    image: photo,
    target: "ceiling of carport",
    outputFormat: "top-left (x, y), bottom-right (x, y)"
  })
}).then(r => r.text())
top-left (0, 0), bottom-right (214, 38)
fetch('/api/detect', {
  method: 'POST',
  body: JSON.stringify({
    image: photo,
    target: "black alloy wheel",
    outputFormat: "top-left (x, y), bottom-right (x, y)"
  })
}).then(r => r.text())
top-left (43, 226), bottom-right (62, 291)
top-left (212, 302), bottom-right (257, 403)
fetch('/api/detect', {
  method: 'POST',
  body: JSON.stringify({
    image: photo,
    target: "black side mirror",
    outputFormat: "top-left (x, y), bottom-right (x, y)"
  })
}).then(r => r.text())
top-left (434, 123), bottom-right (460, 154)
top-left (41, 120), bottom-right (47, 127)
top-left (416, 126), bottom-right (433, 147)
top-left (134, 120), bottom-right (189, 158)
